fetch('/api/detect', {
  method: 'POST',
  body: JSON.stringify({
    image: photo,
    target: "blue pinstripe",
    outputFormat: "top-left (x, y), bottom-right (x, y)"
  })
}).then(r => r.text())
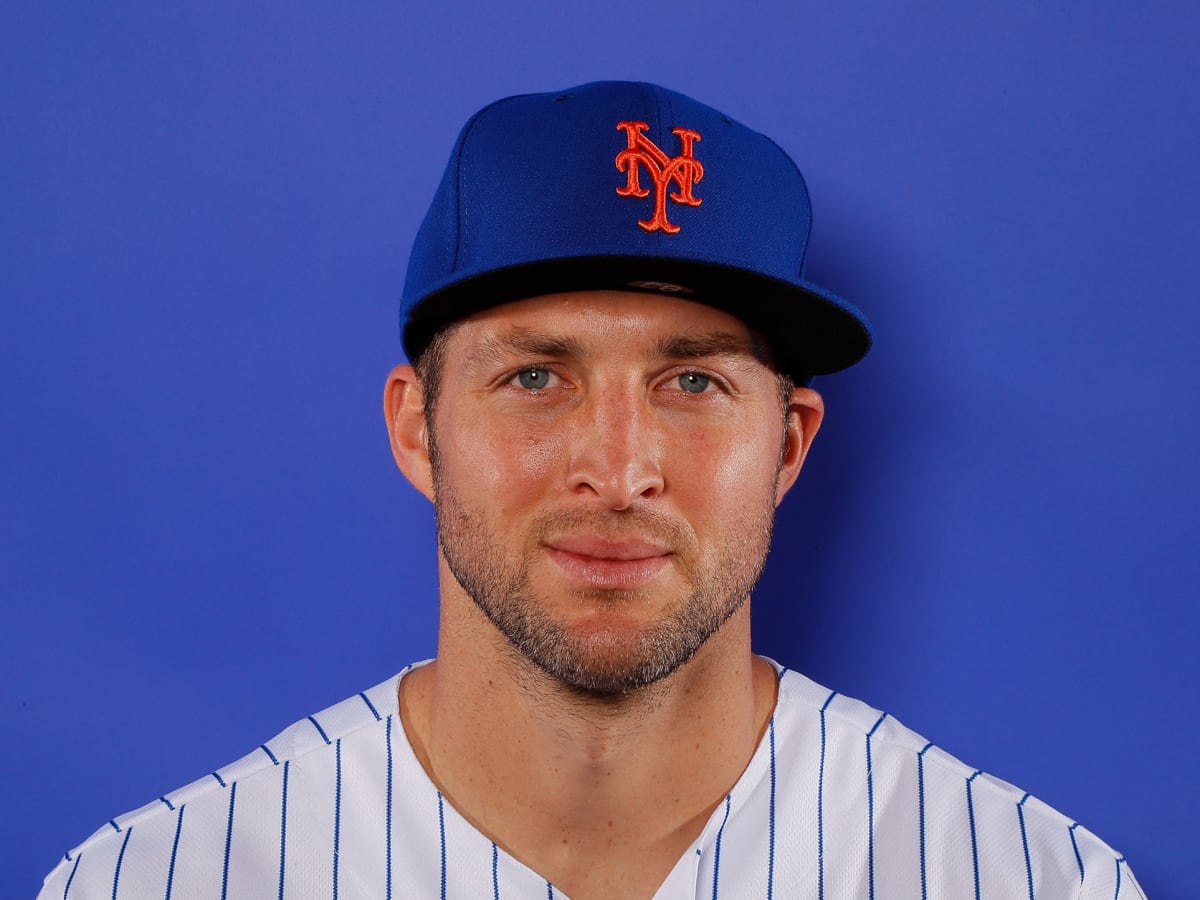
top-left (917, 742), bottom-right (933, 900)
top-left (112, 826), bottom-right (132, 900)
top-left (307, 715), bottom-right (332, 745)
top-left (211, 772), bottom-right (227, 788)
top-left (333, 738), bottom-right (343, 900)
top-left (437, 791), bottom-right (447, 900)
top-left (220, 782), bottom-right (237, 900)
top-left (817, 691), bottom-right (836, 900)
top-left (1017, 793), bottom-right (1035, 900)
top-left (546, 883), bottom-right (554, 898)
top-left (492, 843), bottom-right (500, 900)
top-left (62, 852), bottom-right (81, 899)
top-left (1069, 823), bottom-right (1085, 882)
top-left (159, 796), bottom-right (175, 811)
top-left (261, 744), bottom-right (280, 765)
top-left (164, 805), bottom-right (186, 900)
top-left (865, 712), bottom-right (887, 900)
top-left (767, 717), bottom-right (777, 899)
top-left (1113, 857), bottom-right (1122, 900)
top-left (359, 691), bottom-right (382, 721)
top-left (386, 716), bottom-right (394, 900)
top-left (711, 793), bottom-right (732, 900)
top-left (108, 819), bottom-right (120, 833)
top-left (966, 771), bottom-right (982, 900)
top-left (278, 761), bottom-right (290, 900)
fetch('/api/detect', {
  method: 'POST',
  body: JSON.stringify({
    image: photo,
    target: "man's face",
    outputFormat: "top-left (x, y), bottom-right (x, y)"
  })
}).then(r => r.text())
top-left (409, 291), bottom-right (819, 696)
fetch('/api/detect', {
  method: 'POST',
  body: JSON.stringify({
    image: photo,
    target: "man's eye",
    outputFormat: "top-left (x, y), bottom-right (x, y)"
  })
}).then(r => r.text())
top-left (515, 368), bottom-right (552, 390)
top-left (678, 372), bottom-right (711, 393)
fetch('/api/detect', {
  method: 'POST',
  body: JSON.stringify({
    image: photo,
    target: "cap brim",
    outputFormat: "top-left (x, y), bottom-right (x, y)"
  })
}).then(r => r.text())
top-left (403, 256), bottom-right (872, 380)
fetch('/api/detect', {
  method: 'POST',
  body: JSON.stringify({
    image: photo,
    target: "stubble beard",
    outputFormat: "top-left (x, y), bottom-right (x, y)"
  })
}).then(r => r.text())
top-left (430, 460), bottom-right (779, 699)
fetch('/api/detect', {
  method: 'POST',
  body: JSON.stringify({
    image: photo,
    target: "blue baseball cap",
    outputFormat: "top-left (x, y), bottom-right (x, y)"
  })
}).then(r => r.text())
top-left (401, 81), bottom-right (872, 381)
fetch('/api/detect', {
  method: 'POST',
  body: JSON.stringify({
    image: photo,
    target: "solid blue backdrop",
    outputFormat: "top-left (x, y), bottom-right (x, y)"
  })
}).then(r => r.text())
top-left (3, 2), bottom-right (1193, 895)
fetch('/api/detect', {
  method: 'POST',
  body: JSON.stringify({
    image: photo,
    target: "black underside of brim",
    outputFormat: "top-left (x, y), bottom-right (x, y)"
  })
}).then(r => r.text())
top-left (403, 256), bottom-right (872, 381)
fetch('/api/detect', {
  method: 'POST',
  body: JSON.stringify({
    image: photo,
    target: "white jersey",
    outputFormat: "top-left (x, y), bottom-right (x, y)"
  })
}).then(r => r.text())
top-left (39, 661), bottom-right (1144, 899)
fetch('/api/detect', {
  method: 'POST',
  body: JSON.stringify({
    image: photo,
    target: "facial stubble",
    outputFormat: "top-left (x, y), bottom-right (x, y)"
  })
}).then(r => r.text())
top-left (428, 435), bottom-right (781, 698)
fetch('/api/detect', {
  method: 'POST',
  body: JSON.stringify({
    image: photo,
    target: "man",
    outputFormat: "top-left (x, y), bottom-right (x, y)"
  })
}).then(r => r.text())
top-left (40, 82), bottom-right (1143, 898)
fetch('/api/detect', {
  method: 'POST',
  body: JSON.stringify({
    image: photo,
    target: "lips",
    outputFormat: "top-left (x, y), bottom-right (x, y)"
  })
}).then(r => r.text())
top-left (544, 535), bottom-right (673, 589)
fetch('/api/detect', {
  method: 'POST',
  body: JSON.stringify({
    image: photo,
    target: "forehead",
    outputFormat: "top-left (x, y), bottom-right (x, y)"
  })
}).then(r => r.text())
top-left (443, 290), bottom-right (762, 359)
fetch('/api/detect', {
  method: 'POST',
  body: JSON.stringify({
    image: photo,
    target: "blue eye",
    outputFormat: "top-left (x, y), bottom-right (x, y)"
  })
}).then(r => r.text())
top-left (516, 368), bottom-right (551, 390)
top-left (678, 373), bottom-right (710, 393)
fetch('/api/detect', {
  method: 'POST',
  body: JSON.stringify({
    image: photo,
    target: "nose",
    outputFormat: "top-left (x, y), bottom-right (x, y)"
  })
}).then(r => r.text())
top-left (565, 388), bottom-right (664, 509)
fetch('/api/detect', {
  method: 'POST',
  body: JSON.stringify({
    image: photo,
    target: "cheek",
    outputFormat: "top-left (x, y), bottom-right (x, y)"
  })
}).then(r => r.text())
top-left (442, 415), bottom-right (567, 504)
top-left (669, 420), bottom-right (782, 512)
top-left (511, 423), bottom-right (567, 480)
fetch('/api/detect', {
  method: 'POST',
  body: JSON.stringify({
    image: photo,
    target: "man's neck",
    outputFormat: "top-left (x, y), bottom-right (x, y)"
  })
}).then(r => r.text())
top-left (398, 588), bottom-right (777, 900)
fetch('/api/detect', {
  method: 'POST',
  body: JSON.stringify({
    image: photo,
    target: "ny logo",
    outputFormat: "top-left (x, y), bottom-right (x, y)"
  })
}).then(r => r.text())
top-left (615, 121), bottom-right (703, 234)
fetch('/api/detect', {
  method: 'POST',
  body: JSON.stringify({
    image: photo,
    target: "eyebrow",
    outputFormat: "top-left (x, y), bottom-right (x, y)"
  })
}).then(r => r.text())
top-left (470, 327), bottom-right (762, 367)
top-left (470, 330), bottom-right (588, 370)
top-left (654, 331), bottom-right (763, 362)
top-left (503, 331), bottom-right (588, 357)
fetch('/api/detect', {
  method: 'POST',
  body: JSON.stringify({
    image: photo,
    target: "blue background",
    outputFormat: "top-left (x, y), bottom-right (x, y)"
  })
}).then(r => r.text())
top-left (4, 3), bottom-right (1194, 895)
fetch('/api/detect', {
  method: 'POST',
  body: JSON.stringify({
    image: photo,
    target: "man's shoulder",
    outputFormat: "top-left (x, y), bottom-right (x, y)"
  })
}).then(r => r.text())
top-left (765, 666), bottom-right (1145, 898)
top-left (37, 669), bottom-right (409, 899)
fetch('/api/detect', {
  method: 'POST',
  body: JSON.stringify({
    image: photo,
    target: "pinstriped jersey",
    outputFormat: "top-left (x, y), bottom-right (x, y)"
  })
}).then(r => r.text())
top-left (38, 661), bottom-right (1144, 899)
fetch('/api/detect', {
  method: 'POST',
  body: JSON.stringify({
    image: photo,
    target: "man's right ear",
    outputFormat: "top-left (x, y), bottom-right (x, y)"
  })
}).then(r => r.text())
top-left (383, 365), bottom-right (435, 502)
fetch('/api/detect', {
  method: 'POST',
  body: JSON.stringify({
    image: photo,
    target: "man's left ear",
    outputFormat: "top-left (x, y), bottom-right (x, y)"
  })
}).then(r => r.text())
top-left (775, 386), bottom-right (824, 506)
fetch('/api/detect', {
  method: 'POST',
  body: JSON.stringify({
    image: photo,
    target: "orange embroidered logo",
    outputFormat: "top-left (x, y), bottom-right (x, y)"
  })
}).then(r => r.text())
top-left (615, 121), bottom-right (703, 234)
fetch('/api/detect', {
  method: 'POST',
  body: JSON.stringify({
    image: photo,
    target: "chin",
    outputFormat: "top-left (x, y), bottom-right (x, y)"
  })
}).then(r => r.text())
top-left (523, 616), bottom-right (710, 698)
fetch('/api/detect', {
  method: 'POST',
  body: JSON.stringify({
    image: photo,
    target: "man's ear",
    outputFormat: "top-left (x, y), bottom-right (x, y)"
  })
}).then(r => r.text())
top-left (383, 364), bottom-right (435, 502)
top-left (775, 386), bottom-right (824, 506)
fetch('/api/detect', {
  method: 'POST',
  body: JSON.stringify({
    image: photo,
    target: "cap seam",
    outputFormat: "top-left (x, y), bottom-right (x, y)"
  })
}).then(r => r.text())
top-left (762, 133), bottom-right (813, 276)
top-left (449, 95), bottom-right (520, 276)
